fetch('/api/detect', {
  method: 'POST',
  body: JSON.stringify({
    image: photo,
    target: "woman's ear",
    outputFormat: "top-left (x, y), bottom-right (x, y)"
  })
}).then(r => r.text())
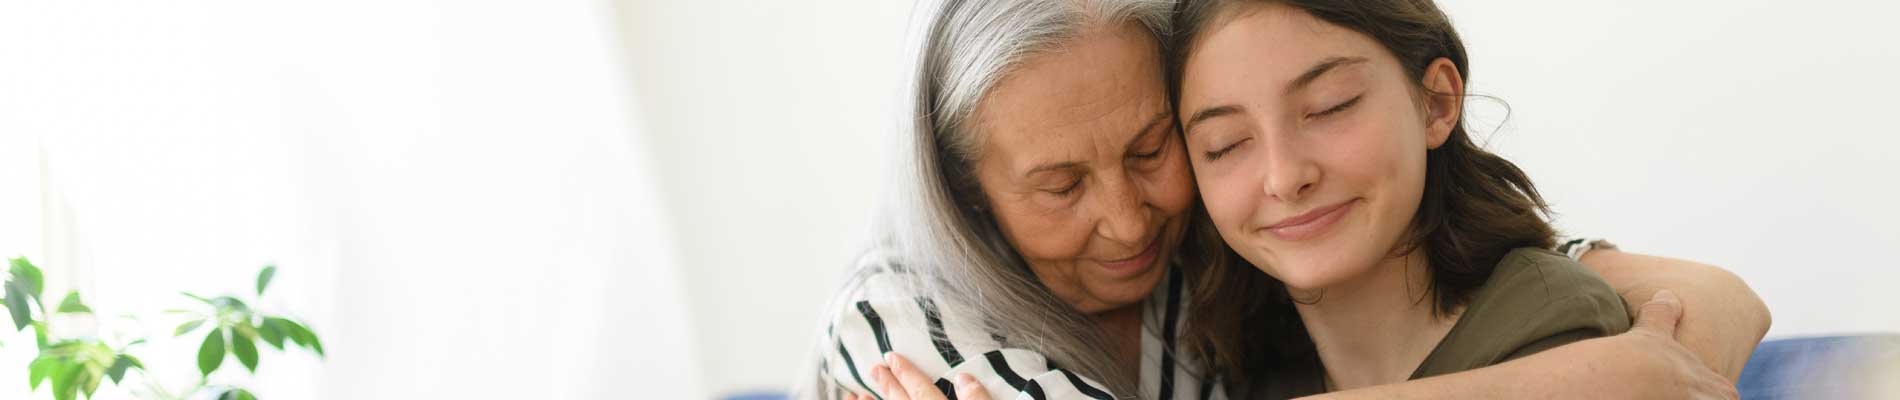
top-left (1420, 57), bottom-right (1463, 149)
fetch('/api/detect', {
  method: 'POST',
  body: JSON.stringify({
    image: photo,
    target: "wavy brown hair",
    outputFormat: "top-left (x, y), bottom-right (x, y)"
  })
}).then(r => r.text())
top-left (1165, 0), bottom-right (1559, 394)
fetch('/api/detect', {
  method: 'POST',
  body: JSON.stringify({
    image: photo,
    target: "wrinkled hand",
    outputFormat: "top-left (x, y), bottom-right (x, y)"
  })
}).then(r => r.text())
top-left (1596, 290), bottom-right (1739, 399)
top-left (847, 353), bottom-right (988, 400)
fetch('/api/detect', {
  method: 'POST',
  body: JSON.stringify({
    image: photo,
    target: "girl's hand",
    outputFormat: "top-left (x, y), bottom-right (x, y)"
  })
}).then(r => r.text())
top-left (854, 353), bottom-right (988, 400)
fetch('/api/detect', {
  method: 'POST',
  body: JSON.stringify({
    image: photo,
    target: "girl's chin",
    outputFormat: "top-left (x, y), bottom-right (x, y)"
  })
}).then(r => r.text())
top-left (1253, 254), bottom-right (1367, 290)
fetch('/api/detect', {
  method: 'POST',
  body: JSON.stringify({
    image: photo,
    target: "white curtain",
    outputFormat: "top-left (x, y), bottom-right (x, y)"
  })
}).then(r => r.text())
top-left (0, 1), bottom-right (701, 399)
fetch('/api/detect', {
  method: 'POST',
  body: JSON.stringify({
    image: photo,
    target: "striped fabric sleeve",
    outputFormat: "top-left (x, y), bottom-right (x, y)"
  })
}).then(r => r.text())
top-left (821, 269), bottom-right (1118, 399)
top-left (1555, 236), bottom-right (1617, 261)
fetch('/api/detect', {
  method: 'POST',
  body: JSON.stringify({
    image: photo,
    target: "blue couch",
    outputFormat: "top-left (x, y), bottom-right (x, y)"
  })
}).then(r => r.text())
top-left (733, 334), bottom-right (1900, 400)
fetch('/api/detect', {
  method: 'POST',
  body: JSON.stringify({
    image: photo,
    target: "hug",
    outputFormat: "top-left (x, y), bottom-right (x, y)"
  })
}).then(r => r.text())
top-left (803, 0), bottom-right (1769, 399)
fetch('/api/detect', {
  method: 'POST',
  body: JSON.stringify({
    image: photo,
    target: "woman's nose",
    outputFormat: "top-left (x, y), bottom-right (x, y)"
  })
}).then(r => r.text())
top-left (1094, 174), bottom-right (1152, 245)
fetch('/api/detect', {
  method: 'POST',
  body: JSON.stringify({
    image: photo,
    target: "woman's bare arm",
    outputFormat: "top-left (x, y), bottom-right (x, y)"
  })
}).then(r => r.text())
top-left (1580, 249), bottom-right (1771, 380)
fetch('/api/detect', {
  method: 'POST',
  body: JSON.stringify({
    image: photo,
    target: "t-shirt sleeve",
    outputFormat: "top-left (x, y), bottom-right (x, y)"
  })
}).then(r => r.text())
top-left (1502, 295), bottom-right (1632, 361)
top-left (819, 268), bottom-right (1118, 399)
top-left (1554, 236), bottom-right (1617, 261)
top-left (1497, 251), bottom-right (1633, 362)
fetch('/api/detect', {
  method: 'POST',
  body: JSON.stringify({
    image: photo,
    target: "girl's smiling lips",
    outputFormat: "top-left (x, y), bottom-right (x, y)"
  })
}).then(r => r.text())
top-left (1263, 199), bottom-right (1357, 241)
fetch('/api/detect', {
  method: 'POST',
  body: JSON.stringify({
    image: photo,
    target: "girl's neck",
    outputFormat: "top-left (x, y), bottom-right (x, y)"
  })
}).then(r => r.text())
top-left (1292, 251), bottom-right (1462, 391)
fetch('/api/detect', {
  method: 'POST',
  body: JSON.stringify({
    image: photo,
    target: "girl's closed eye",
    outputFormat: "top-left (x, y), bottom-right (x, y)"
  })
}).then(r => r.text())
top-left (1203, 137), bottom-right (1251, 162)
top-left (1307, 94), bottom-right (1363, 119)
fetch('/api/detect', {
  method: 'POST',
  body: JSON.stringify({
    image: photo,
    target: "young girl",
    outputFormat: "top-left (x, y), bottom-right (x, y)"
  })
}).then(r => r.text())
top-left (1171, 0), bottom-right (1632, 397)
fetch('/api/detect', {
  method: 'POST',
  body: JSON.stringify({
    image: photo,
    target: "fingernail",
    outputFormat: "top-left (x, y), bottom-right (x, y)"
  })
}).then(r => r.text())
top-left (885, 352), bottom-right (898, 365)
top-left (957, 373), bottom-right (978, 385)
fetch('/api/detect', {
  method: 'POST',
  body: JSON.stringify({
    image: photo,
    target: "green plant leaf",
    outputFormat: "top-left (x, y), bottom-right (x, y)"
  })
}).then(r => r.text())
top-left (181, 292), bottom-right (215, 305)
top-left (105, 355), bottom-right (133, 384)
top-left (57, 292), bottom-right (90, 313)
top-left (256, 265), bottom-right (276, 296)
top-left (34, 321), bottom-right (48, 349)
top-left (232, 330), bottom-right (260, 372)
top-left (198, 328), bottom-right (226, 377)
top-left (175, 318), bottom-right (207, 337)
top-left (282, 319), bottom-right (324, 357)
top-left (5, 283), bottom-right (28, 331)
top-left (120, 354), bottom-right (143, 369)
top-left (9, 257), bottom-right (43, 298)
top-left (257, 317), bottom-right (286, 349)
top-left (52, 360), bottom-right (79, 400)
top-left (212, 296), bottom-right (251, 316)
top-left (29, 354), bottom-right (53, 389)
top-left (78, 363), bottom-right (101, 399)
top-left (219, 388), bottom-right (259, 400)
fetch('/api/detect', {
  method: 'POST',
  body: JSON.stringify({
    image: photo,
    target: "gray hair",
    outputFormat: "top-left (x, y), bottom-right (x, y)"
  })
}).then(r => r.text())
top-left (800, 0), bottom-right (1175, 398)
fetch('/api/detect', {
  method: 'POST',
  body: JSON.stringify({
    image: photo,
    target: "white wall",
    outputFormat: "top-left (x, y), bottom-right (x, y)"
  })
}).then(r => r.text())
top-left (617, 0), bottom-right (917, 396)
top-left (1439, 0), bottom-right (1900, 336)
top-left (2, 1), bottom-right (700, 399)
top-left (630, 0), bottom-right (1900, 396)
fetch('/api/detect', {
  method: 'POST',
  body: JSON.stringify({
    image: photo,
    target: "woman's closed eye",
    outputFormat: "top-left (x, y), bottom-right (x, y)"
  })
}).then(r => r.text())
top-left (1046, 177), bottom-right (1084, 197)
top-left (1130, 131), bottom-right (1169, 161)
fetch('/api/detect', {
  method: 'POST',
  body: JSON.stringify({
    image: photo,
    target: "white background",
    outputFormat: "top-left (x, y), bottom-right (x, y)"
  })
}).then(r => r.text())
top-left (1, 1), bottom-right (700, 399)
top-left (2, 0), bottom-right (1896, 399)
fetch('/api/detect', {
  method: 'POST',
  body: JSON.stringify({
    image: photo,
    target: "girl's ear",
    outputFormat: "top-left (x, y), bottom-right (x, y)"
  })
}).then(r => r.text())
top-left (1419, 57), bottom-right (1463, 149)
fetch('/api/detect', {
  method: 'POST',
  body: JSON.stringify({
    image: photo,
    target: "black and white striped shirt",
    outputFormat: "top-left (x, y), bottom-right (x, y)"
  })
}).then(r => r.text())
top-left (818, 238), bottom-right (1611, 399)
top-left (820, 250), bottom-right (1222, 400)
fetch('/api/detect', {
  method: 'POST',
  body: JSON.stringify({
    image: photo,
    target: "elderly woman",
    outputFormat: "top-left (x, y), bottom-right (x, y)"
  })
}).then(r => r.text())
top-left (800, 0), bottom-right (1767, 399)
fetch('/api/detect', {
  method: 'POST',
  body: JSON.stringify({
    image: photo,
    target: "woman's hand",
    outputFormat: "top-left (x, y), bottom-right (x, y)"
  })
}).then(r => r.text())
top-left (1580, 249), bottom-right (1770, 380)
top-left (847, 353), bottom-right (988, 400)
top-left (1580, 290), bottom-right (1739, 399)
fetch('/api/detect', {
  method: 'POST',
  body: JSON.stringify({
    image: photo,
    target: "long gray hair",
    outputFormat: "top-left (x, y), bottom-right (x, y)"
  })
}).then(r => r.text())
top-left (798, 0), bottom-right (1174, 398)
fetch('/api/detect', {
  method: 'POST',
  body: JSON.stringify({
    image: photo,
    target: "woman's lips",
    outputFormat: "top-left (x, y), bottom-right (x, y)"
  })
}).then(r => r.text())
top-left (1099, 238), bottom-right (1160, 275)
top-left (1263, 199), bottom-right (1356, 241)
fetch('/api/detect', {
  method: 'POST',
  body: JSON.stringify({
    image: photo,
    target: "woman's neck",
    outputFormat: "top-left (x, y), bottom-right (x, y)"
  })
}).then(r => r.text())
top-left (1092, 304), bottom-right (1146, 380)
top-left (1292, 251), bottom-right (1461, 391)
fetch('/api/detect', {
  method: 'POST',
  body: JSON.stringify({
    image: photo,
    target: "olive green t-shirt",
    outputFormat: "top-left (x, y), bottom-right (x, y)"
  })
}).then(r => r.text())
top-left (1408, 247), bottom-right (1631, 378)
top-left (1250, 247), bottom-right (1630, 398)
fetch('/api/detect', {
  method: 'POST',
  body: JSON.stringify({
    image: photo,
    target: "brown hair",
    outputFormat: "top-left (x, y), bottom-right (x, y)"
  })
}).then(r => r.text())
top-left (1165, 0), bottom-right (1559, 392)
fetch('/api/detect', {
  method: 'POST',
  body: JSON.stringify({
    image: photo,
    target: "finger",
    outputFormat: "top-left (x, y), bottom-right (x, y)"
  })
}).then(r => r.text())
top-left (1630, 289), bottom-right (1683, 338)
top-left (872, 365), bottom-right (911, 400)
top-left (886, 353), bottom-right (946, 400)
top-left (954, 373), bottom-right (991, 400)
top-left (1703, 367), bottom-right (1740, 400)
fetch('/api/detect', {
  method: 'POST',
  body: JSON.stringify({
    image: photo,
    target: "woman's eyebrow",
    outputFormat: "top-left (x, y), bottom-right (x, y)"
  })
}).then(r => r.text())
top-left (1126, 110), bottom-right (1173, 147)
top-left (1285, 56), bottom-right (1369, 95)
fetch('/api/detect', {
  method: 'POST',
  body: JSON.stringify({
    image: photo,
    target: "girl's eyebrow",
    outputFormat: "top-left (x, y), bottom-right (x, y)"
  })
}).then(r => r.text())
top-left (1183, 105), bottom-right (1241, 136)
top-left (1285, 56), bottom-right (1369, 96)
top-left (1184, 56), bottom-right (1368, 135)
